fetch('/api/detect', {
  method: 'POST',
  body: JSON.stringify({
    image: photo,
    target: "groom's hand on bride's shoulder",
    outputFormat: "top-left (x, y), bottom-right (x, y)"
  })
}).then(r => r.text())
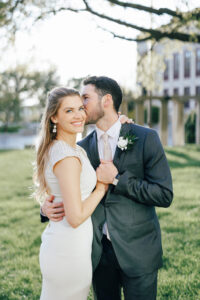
top-left (41, 195), bottom-right (65, 222)
top-left (118, 112), bottom-right (134, 124)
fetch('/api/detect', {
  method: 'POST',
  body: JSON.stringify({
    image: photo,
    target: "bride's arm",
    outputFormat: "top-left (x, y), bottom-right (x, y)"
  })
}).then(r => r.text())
top-left (54, 156), bottom-right (106, 228)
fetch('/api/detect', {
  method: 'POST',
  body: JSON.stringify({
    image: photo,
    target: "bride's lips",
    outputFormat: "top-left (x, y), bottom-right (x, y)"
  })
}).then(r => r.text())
top-left (71, 121), bottom-right (84, 127)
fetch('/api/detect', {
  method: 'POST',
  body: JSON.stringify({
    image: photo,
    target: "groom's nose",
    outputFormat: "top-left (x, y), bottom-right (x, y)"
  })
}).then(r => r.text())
top-left (83, 98), bottom-right (89, 105)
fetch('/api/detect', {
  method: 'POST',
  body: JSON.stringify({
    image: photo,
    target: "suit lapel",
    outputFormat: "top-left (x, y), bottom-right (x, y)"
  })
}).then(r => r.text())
top-left (88, 130), bottom-right (100, 170)
top-left (85, 124), bottom-right (135, 172)
top-left (113, 123), bottom-right (134, 173)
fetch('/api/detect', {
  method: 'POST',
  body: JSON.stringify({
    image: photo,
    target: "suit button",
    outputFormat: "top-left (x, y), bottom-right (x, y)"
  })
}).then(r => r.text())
top-left (99, 225), bottom-right (103, 230)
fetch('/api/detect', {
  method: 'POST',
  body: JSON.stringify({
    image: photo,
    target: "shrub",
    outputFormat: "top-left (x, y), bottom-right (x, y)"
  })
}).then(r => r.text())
top-left (0, 125), bottom-right (21, 132)
top-left (144, 106), bottom-right (159, 124)
top-left (185, 112), bottom-right (196, 143)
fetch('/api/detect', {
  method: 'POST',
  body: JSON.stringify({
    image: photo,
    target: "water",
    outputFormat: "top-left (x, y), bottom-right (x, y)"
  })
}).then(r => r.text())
top-left (0, 132), bottom-right (85, 150)
top-left (0, 133), bottom-right (39, 150)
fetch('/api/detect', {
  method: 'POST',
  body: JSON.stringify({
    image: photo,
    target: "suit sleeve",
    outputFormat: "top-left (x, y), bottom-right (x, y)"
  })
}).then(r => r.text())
top-left (40, 206), bottom-right (49, 223)
top-left (113, 130), bottom-right (173, 207)
top-left (40, 214), bottom-right (49, 223)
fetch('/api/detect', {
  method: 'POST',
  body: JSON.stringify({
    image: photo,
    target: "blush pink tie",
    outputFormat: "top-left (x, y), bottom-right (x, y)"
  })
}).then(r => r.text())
top-left (102, 133), bottom-right (112, 161)
top-left (102, 132), bottom-right (112, 240)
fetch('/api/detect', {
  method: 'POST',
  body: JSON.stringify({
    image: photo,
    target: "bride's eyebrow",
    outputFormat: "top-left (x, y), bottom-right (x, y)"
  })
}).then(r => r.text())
top-left (63, 105), bottom-right (84, 111)
top-left (63, 107), bottom-right (73, 110)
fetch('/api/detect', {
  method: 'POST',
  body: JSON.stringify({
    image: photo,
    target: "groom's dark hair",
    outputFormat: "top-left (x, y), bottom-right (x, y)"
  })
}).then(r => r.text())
top-left (83, 76), bottom-right (122, 112)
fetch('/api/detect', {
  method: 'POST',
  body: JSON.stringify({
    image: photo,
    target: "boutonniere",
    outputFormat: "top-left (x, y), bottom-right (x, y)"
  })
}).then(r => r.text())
top-left (117, 133), bottom-right (138, 151)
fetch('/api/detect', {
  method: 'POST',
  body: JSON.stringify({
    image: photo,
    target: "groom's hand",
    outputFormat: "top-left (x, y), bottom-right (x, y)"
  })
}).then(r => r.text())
top-left (96, 160), bottom-right (118, 184)
top-left (41, 195), bottom-right (65, 222)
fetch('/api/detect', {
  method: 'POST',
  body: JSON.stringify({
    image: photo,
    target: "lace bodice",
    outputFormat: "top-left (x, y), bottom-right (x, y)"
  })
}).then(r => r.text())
top-left (44, 140), bottom-right (97, 203)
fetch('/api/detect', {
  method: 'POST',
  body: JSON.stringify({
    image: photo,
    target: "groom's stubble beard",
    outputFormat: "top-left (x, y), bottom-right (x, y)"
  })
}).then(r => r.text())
top-left (85, 101), bottom-right (104, 125)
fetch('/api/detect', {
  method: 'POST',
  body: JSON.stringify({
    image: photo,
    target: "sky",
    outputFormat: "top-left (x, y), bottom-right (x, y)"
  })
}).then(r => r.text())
top-left (4, 10), bottom-right (137, 91)
top-left (2, 0), bottom-right (199, 95)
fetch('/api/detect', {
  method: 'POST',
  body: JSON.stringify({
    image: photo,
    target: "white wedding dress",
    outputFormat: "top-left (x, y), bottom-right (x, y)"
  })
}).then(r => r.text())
top-left (39, 140), bottom-right (96, 300)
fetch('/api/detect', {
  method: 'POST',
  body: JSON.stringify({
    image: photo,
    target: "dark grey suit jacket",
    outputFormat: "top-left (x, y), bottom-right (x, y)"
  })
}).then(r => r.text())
top-left (78, 123), bottom-right (173, 277)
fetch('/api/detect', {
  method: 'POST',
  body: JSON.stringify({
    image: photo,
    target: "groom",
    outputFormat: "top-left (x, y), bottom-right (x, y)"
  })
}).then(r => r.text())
top-left (41, 76), bottom-right (173, 300)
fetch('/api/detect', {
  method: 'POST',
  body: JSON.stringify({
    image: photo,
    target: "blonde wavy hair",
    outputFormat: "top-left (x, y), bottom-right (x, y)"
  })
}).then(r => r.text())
top-left (33, 87), bottom-right (80, 203)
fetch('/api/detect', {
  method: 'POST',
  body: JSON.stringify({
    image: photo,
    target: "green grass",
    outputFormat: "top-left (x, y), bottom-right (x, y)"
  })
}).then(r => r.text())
top-left (0, 145), bottom-right (200, 300)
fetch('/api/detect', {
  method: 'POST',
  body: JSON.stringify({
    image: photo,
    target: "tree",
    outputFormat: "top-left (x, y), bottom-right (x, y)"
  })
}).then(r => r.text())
top-left (67, 77), bottom-right (85, 90)
top-left (0, 0), bottom-right (200, 44)
top-left (31, 68), bottom-right (60, 108)
top-left (0, 65), bottom-right (60, 127)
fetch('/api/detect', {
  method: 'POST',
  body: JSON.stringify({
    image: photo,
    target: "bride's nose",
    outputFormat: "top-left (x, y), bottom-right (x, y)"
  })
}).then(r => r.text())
top-left (74, 110), bottom-right (83, 119)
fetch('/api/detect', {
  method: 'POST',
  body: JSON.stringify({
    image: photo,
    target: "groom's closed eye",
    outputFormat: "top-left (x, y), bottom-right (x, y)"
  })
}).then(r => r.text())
top-left (79, 106), bottom-right (85, 111)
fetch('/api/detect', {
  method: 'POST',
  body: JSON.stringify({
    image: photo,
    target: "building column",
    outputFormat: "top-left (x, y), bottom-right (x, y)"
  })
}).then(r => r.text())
top-left (120, 99), bottom-right (128, 115)
top-left (135, 101), bottom-right (144, 125)
top-left (172, 100), bottom-right (184, 146)
top-left (160, 99), bottom-right (168, 146)
top-left (196, 99), bottom-right (200, 145)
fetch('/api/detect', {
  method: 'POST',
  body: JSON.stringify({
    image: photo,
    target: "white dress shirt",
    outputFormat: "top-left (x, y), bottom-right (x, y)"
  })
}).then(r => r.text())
top-left (95, 118), bottom-right (121, 238)
top-left (96, 118), bottom-right (121, 160)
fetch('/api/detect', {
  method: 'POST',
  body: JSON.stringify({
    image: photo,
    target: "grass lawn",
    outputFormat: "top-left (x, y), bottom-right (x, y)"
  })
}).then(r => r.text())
top-left (0, 145), bottom-right (200, 300)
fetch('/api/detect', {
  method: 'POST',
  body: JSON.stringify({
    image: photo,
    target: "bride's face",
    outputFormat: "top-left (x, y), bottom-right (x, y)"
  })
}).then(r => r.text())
top-left (52, 95), bottom-right (86, 135)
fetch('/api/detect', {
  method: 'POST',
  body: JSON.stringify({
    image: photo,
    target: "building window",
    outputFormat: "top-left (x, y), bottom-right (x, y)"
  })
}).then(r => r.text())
top-left (142, 87), bottom-right (147, 96)
top-left (173, 88), bottom-right (179, 96)
top-left (163, 89), bottom-right (169, 96)
top-left (196, 86), bottom-right (200, 95)
top-left (196, 49), bottom-right (200, 76)
top-left (173, 53), bottom-right (180, 79)
top-left (184, 87), bottom-right (190, 96)
top-left (184, 51), bottom-right (191, 78)
top-left (164, 60), bottom-right (169, 80)
top-left (184, 87), bottom-right (190, 108)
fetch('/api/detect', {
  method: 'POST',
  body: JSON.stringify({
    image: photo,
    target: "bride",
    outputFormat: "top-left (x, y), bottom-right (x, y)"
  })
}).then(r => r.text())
top-left (34, 87), bottom-right (107, 300)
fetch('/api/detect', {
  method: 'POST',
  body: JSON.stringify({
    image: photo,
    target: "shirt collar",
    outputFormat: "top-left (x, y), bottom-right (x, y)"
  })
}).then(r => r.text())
top-left (96, 118), bottom-right (121, 141)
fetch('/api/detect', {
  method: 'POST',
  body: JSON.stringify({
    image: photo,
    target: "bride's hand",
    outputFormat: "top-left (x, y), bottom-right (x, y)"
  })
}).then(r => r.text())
top-left (96, 181), bottom-right (109, 194)
top-left (118, 112), bottom-right (134, 124)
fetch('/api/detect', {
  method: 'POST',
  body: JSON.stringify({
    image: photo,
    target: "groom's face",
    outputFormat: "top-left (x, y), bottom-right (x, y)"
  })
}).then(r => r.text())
top-left (81, 84), bottom-right (104, 124)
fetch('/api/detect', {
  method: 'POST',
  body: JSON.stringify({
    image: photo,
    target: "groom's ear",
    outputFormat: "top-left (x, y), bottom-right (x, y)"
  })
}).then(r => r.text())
top-left (102, 94), bottom-right (113, 108)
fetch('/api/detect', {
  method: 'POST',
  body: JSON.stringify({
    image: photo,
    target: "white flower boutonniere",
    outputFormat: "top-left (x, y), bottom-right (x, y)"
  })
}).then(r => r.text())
top-left (117, 133), bottom-right (138, 151)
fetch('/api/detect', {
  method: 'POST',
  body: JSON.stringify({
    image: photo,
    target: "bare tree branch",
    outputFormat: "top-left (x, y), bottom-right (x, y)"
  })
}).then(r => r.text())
top-left (9, 0), bottom-right (25, 13)
top-left (82, 0), bottom-right (200, 43)
top-left (34, 7), bottom-right (86, 22)
top-left (106, 0), bottom-right (183, 18)
top-left (1, 0), bottom-right (200, 45)
top-left (97, 25), bottom-right (152, 42)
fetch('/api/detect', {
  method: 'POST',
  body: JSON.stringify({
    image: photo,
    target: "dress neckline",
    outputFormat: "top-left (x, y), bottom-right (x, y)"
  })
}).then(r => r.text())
top-left (54, 139), bottom-right (78, 151)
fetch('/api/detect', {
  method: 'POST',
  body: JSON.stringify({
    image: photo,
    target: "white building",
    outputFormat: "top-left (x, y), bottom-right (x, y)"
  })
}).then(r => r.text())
top-left (137, 39), bottom-right (200, 96)
top-left (136, 38), bottom-right (200, 145)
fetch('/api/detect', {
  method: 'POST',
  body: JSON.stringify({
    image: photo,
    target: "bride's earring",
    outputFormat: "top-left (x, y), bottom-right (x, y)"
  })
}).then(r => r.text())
top-left (52, 124), bottom-right (57, 133)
